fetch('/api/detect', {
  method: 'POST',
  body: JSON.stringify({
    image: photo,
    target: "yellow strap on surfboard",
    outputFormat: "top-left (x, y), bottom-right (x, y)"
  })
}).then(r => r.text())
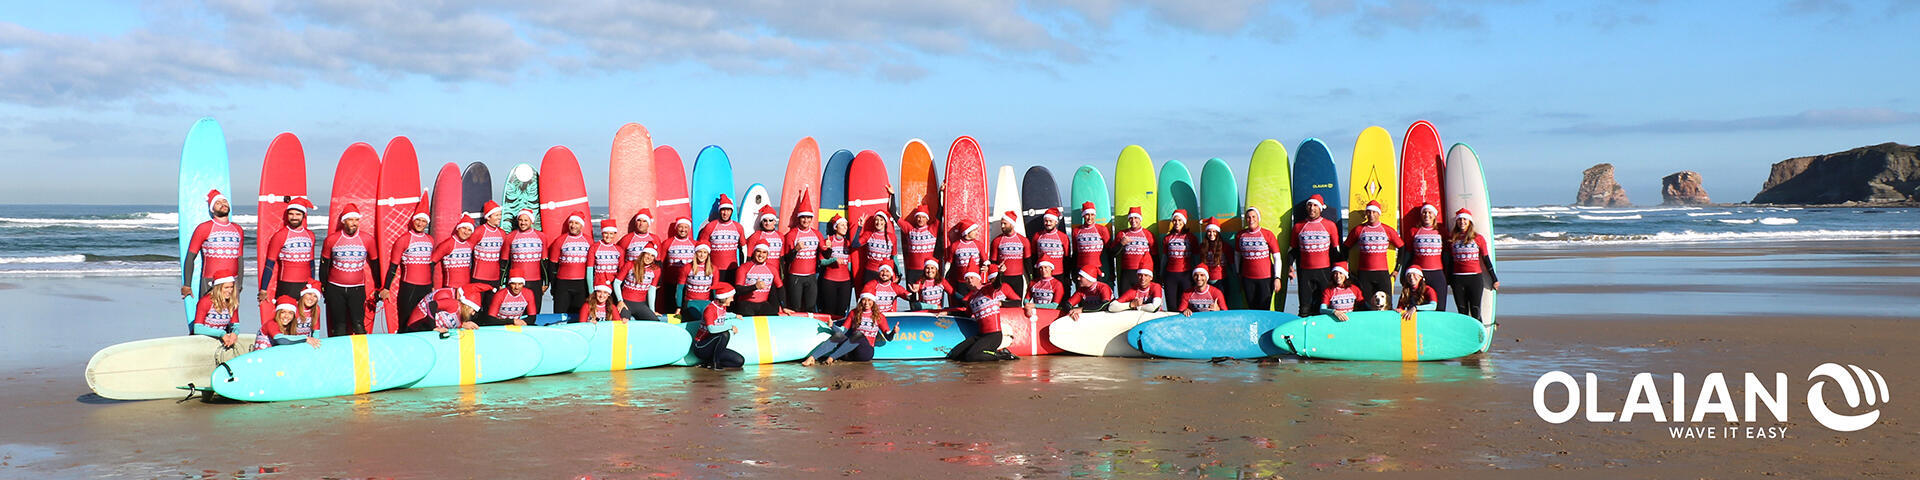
top-left (611, 320), bottom-right (629, 369)
top-left (351, 335), bottom-right (373, 394)
top-left (459, 329), bottom-right (479, 385)
top-left (753, 316), bottom-right (773, 364)
top-left (1400, 310), bottom-right (1419, 361)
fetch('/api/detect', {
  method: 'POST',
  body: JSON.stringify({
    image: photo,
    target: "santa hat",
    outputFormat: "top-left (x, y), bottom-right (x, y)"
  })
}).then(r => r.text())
top-left (508, 276), bottom-right (526, 284)
top-left (829, 214), bottom-right (846, 228)
top-left (339, 204), bottom-right (362, 220)
top-left (794, 191), bottom-right (816, 218)
top-left (1001, 210), bottom-right (1019, 225)
top-left (460, 284), bottom-right (488, 310)
top-left (455, 216), bottom-right (475, 231)
top-left (593, 284), bottom-right (612, 294)
top-left (484, 200), bottom-right (504, 217)
top-left (1037, 260), bottom-right (1055, 270)
top-left (675, 217), bottom-right (692, 226)
top-left (600, 218), bottom-right (618, 233)
top-left (758, 206), bottom-right (777, 221)
top-left (1192, 268), bottom-right (1210, 278)
top-left (1137, 269), bottom-right (1154, 278)
top-left (1172, 209), bottom-right (1187, 221)
top-left (878, 264), bottom-right (894, 274)
top-left (411, 195), bottom-right (431, 221)
top-left (1331, 262), bottom-right (1349, 275)
top-left (209, 276), bottom-right (235, 286)
top-left (924, 259), bottom-right (941, 269)
top-left (1204, 218), bottom-right (1222, 232)
top-left (869, 211), bottom-right (890, 223)
top-left (1044, 207), bottom-right (1060, 220)
top-left (1421, 203), bottom-right (1438, 214)
top-left (275, 296), bottom-right (298, 312)
top-left (1244, 206), bottom-right (1259, 216)
top-left (301, 281), bottom-right (323, 298)
top-left (1405, 267), bottom-right (1423, 281)
top-left (911, 205), bottom-right (930, 219)
top-left (1077, 269), bottom-right (1098, 282)
top-left (286, 198), bottom-right (314, 213)
top-left (859, 292), bottom-right (878, 301)
top-left (1081, 202), bottom-right (1097, 215)
top-left (567, 212), bottom-right (585, 225)
top-left (963, 271), bottom-right (982, 280)
top-left (1365, 200), bottom-right (1382, 213)
top-left (1306, 194), bottom-right (1325, 207)
top-left (711, 283), bottom-right (735, 300)
top-left (1455, 208), bottom-right (1474, 221)
top-left (206, 189), bottom-right (227, 207)
top-left (518, 209), bottom-right (535, 218)
top-left (717, 194), bottom-right (735, 210)
top-left (960, 220), bottom-right (980, 236)
top-left (633, 208), bottom-right (652, 222)
top-left (752, 243), bottom-right (769, 253)
top-left (432, 288), bottom-right (462, 313)
top-left (1127, 206), bottom-right (1142, 219)
top-left (640, 247), bottom-right (659, 257)
top-left (694, 243), bottom-right (711, 252)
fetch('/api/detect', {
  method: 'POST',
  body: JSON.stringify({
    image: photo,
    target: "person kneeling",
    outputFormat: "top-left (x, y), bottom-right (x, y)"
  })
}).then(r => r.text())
top-left (413, 285), bottom-right (483, 337)
top-left (1109, 269), bottom-right (1165, 313)
top-left (1320, 262), bottom-right (1363, 322)
top-left (803, 293), bottom-right (896, 366)
top-left (949, 273), bottom-right (1020, 362)
top-left (691, 284), bottom-right (747, 370)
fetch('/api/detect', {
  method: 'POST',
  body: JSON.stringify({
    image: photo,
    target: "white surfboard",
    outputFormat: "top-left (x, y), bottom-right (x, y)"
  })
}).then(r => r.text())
top-left (741, 183), bottom-right (774, 229)
top-left (1048, 311), bottom-right (1175, 357)
top-left (86, 334), bottom-right (257, 400)
top-left (1441, 143), bottom-right (1496, 352)
top-left (990, 165), bottom-right (1025, 237)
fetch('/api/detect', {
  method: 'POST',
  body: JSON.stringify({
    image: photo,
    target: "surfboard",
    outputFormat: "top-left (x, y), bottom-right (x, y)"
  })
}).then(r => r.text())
top-left (1246, 139), bottom-right (1293, 310)
top-left (214, 334), bottom-right (436, 402)
top-left (461, 162), bottom-right (492, 223)
top-left (1442, 143), bottom-right (1497, 350)
top-left (1069, 165), bottom-right (1111, 228)
top-left (998, 308), bottom-right (1064, 356)
top-left (1198, 158), bottom-right (1239, 229)
top-left (990, 165), bottom-right (1025, 237)
top-left (539, 146), bottom-right (590, 233)
top-left (942, 137), bottom-right (987, 244)
top-left (782, 137), bottom-right (823, 228)
top-left (1047, 311), bottom-right (1175, 357)
top-left (1269, 311), bottom-right (1485, 361)
top-left (899, 139), bottom-right (940, 237)
top-left (376, 137), bottom-right (422, 334)
top-left (556, 320), bottom-right (692, 371)
top-left (429, 163), bottom-right (462, 240)
top-left (741, 183), bottom-right (773, 229)
top-left (1349, 126), bottom-right (1399, 270)
top-left (846, 150), bottom-right (891, 237)
top-left (328, 143), bottom-right (380, 331)
top-left (400, 329), bottom-right (541, 388)
top-left (484, 324), bottom-right (588, 376)
top-left (178, 118), bottom-right (230, 328)
top-left (652, 146), bottom-right (691, 226)
top-left (1126, 311), bottom-right (1295, 359)
top-left (1113, 145), bottom-right (1156, 231)
top-left (819, 149), bottom-right (853, 224)
top-left (691, 146), bottom-right (735, 223)
top-left (1293, 138), bottom-right (1343, 229)
top-left (1400, 121), bottom-right (1444, 220)
top-left (872, 313), bottom-right (977, 360)
top-left (609, 123), bottom-right (655, 229)
top-left (255, 132), bottom-right (306, 324)
top-left (674, 316), bottom-right (830, 365)
top-left (503, 163), bottom-right (539, 231)
top-left (1155, 160), bottom-right (1197, 235)
top-left (85, 334), bottom-right (258, 400)
top-left (1021, 166), bottom-right (1062, 236)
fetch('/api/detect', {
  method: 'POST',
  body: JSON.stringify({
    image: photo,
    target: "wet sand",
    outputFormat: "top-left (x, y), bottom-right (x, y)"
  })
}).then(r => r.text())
top-left (3, 242), bottom-right (1918, 478)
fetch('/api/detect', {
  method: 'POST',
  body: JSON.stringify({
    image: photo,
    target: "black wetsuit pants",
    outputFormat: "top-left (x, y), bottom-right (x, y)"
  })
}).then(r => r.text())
top-left (323, 283), bottom-right (366, 337)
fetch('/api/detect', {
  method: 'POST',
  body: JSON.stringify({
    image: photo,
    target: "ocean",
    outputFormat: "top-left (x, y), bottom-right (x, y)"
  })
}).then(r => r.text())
top-left (1, 204), bottom-right (1917, 277)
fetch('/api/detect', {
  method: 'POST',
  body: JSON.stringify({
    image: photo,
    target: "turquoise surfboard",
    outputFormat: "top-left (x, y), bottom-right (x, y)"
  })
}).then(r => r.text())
top-left (484, 325), bottom-right (588, 376)
top-left (557, 320), bottom-right (693, 371)
top-left (674, 315), bottom-right (831, 365)
top-left (691, 145), bottom-right (735, 222)
top-left (1069, 165), bottom-right (1111, 227)
top-left (1155, 159), bottom-right (1198, 235)
top-left (1126, 311), bottom-right (1294, 359)
top-left (1270, 311), bottom-right (1486, 361)
top-left (401, 329), bottom-right (541, 388)
top-left (1292, 138), bottom-right (1343, 229)
top-left (214, 334), bottom-right (436, 402)
top-left (177, 118), bottom-right (230, 329)
top-left (1199, 158), bottom-right (1242, 307)
top-left (872, 313), bottom-right (977, 360)
top-left (502, 163), bottom-right (540, 230)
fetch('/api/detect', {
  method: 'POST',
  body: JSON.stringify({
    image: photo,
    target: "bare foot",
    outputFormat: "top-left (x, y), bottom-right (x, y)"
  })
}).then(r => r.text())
top-left (801, 357), bottom-right (816, 367)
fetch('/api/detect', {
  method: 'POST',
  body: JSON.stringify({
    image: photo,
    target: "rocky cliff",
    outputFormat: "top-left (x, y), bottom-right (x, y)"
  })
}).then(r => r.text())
top-left (1752, 143), bottom-right (1920, 204)
top-left (1661, 171), bottom-right (1711, 205)
top-left (1575, 163), bottom-right (1631, 207)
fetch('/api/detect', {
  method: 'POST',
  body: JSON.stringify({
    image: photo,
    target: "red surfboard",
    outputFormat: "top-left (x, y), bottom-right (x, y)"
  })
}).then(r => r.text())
top-left (653, 145), bottom-right (691, 227)
top-left (608, 123), bottom-right (654, 228)
top-left (429, 163), bottom-right (462, 240)
top-left (375, 137), bottom-right (421, 334)
top-left (255, 132), bottom-right (306, 324)
top-left (1000, 308), bottom-right (1065, 356)
top-left (942, 136), bottom-right (987, 244)
top-left (327, 143), bottom-right (379, 336)
top-left (779, 137), bottom-right (821, 230)
top-left (1400, 120), bottom-right (1445, 220)
top-left (846, 150), bottom-right (891, 236)
top-left (539, 146), bottom-right (590, 234)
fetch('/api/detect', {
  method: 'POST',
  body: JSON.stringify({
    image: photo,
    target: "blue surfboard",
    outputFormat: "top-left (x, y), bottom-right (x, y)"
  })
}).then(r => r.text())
top-left (1270, 311), bottom-right (1486, 361)
top-left (1127, 311), bottom-right (1296, 359)
top-left (872, 313), bottom-right (978, 360)
top-left (690, 145), bottom-right (735, 222)
top-left (214, 334), bottom-right (436, 402)
top-left (819, 149), bottom-right (854, 224)
top-left (482, 325), bottom-right (588, 376)
top-left (401, 329), bottom-right (541, 388)
top-left (1292, 138), bottom-right (1344, 229)
top-left (177, 118), bottom-right (231, 330)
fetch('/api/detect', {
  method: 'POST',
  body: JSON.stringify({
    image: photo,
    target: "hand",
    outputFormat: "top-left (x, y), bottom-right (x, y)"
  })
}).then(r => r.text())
top-left (1286, 269), bottom-right (1296, 280)
top-left (1492, 281), bottom-right (1500, 290)
top-left (378, 290), bottom-right (391, 301)
top-left (1129, 299), bottom-right (1142, 307)
top-left (461, 321), bottom-right (480, 330)
top-left (1272, 283), bottom-right (1283, 294)
top-left (512, 318), bottom-right (528, 326)
top-left (1182, 309), bottom-right (1194, 317)
top-left (730, 326), bottom-right (739, 334)
top-left (1332, 311), bottom-right (1348, 322)
top-left (756, 280), bottom-right (770, 289)
top-left (306, 337), bottom-right (322, 348)
top-left (1023, 305), bottom-right (1035, 317)
top-left (220, 333), bottom-right (237, 347)
top-left (180, 285), bottom-right (192, 298)
top-left (257, 291), bottom-right (271, 302)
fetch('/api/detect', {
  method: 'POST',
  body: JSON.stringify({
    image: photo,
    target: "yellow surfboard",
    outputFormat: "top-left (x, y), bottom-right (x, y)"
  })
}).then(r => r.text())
top-left (1112, 145), bottom-right (1156, 231)
top-left (1348, 126), bottom-right (1398, 272)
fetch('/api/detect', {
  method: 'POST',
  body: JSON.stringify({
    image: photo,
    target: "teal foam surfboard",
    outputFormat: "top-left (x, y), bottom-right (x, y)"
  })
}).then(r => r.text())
top-left (691, 145), bottom-right (735, 222)
top-left (674, 315), bottom-right (831, 365)
top-left (1199, 158), bottom-right (1242, 306)
top-left (1126, 310), bottom-right (1293, 359)
top-left (177, 118), bottom-right (230, 329)
top-left (1270, 311), bottom-right (1486, 361)
top-left (484, 325), bottom-right (588, 376)
top-left (1069, 165), bottom-right (1111, 227)
top-left (401, 329), bottom-right (541, 388)
top-left (872, 313), bottom-right (977, 360)
top-left (558, 320), bottom-right (693, 371)
top-left (214, 334), bottom-right (436, 402)
top-left (1155, 159), bottom-right (1197, 235)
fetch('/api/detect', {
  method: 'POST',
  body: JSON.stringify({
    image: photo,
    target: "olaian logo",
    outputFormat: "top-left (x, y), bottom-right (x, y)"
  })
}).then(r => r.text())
top-left (1533, 364), bottom-right (1890, 434)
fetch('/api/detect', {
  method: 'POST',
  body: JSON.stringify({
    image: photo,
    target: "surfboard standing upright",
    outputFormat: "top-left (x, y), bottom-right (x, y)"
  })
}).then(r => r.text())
top-left (1198, 158), bottom-right (1240, 306)
top-left (652, 146), bottom-right (690, 227)
top-left (178, 118), bottom-right (231, 329)
top-left (899, 139), bottom-right (941, 240)
top-left (990, 165), bottom-right (1025, 237)
top-left (461, 162), bottom-right (492, 223)
top-left (782, 137), bottom-right (823, 230)
top-left (1348, 126), bottom-right (1399, 275)
top-left (690, 146), bottom-right (735, 223)
top-left (1400, 121), bottom-right (1445, 221)
top-left (375, 137), bottom-right (422, 334)
top-left (1442, 143), bottom-right (1496, 351)
top-left (539, 146), bottom-right (590, 234)
top-left (819, 149), bottom-right (854, 223)
top-left (329, 143), bottom-right (380, 335)
top-left (846, 150), bottom-right (892, 238)
top-left (1155, 160), bottom-right (1197, 235)
top-left (255, 132), bottom-right (307, 324)
top-left (1293, 138), bottom-right (1344, 230)
top-left (429, 163), bottom-right (462, 240)
top-left (1246, 139), bottom-right (1293, 310)
top-left (1021, 166), bottom-right (1061, 237)
top-left (608, 123), bottom-right (655, 229)
top-left (1113, 145), bottom-right (1156, 232)
top-left (942, 137), bottom-right (987, 245)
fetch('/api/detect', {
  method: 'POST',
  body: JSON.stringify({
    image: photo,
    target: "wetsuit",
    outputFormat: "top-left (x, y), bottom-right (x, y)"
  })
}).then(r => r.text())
top-left (1027, 276), bottom-right (1067, 308)
top-left (1290, 217), bottom-right (1342, 316)
top-left (659, 234), bottom-right (697, 313)
top-left (853, 228), bottom-right (898, 285)
top-left (1345, 222), bottom-right (1403, 310)
top-left (259, 224), bottom-right (317, 304)
top-left (1071, 223), bottom-right (1111, 283)
top-left (408, 287), bottom-right (464, 331)
top-left (992, 232), bottom-right (1030, 294)
top-left (907, 276), bottom-right (953, 311)
top-left (1030, 228), bottom-right (1071, 289)
top-left (1113, 282), bottom-right (1166, 312)
top-left (732, 260), bottom-right (783, 316)
top-left (1112, 228), bottom-right (1155, 291)
top-left (899, 221), bottom-right (941, 285)
top-left (860, 279), bottom-right (911, 314)
top-left (484, 287), bottom-right (537, 326)
top-left (745, 229), bottom-right (785, 274)
top-left (808, 309), bottom-right (890, 362)
top-left (620, 263), bottom-right (662, 321)
top-left (679, 266), bottom-right (717, 319)
top-left (1180, 283), bottom-right (1227, 313)
top-left (784, 226), bottom-right (825, 313)
top-left (946, 238), bottom-right (987, 296)
top-left (505, 228), bottom-right (547, 312)
top-left (1397, 224), bottom-right (1450, 311)
top-left (1065, 281), bottom-right (1114, 312)
top-left (430, 233), bottom-right (475, 290)
top-left (1397, 284), bottom-right (1440, 311)
top-left (321, 228), bottom-right (374, 336)
top-left (818, 235), bottom-right (853, 316)
top-left (1158, 229), bottom-right (1198, 308)
top-left (578, 300), bottom-right (620, 323)
top-left (182, 217), bottom-right (245, 303)
top-left (384, 229), bottom-right (435, 332)
top-left (950, 284), bottom-right (1019, 362)
top-left (1446, 233), bottom-right (1498, 321)
top-left (1235, 226), bottom-right (1282, 311)
top-left (1321, 284), bottom-right (1362, 314)
top-left (692, 303), bottom-right (746, 369)
top-left (698, 218), bottom-right (746, 279)
top-left (588, 238), bottom-right (623, 290)
top-left (470, 222), bottom-right (509, 305)
top-left (546, 231), bottom-right (593, 320)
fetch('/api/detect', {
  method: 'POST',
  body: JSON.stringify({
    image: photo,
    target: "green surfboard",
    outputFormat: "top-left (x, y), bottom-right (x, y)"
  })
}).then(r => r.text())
top-left (1199, 158), bottom-right (1241, 306)
top-left (1245, 139), bottom-right (1293, 310)
top-left (1069, 165), bottom-right (1111, 227)
top-left (1113, 145), bottom-right (1156, 231)
top-left (1155, 159), bottom-right (1197, 235)
top-left (1270, 311), bottom-right (1485, 361)
top-left (502, 163), bottom-right (540, 231)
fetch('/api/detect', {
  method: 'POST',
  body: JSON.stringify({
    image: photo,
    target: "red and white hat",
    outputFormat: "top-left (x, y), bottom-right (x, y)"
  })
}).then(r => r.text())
top-left (339, 204), bottom-right (362, 220)
top-left (878, 264), bottom-right (894, 274)
top-left (1001, 210), bottom-right (1019, 225)
top-left (300, 281), bottom-right (322, 298)
top-left (1420, 203), bottom-right (1438, 214)
top-left (717, 194), bottom-right (735, 211)
top-left (794, 191), bottom-right (816, 218)
top-left (1171, 209), bottom-right (1188, 220)
top-left (593, 284), bottom-right (612, 294)
top-left (1365, 200), bottom-right (1382, 213)
top-left (859, 292), bottom-right (879, 301)
top-left (508, 276), bottom-right (527, 284)
top-left (1306, 194), bottom-right (1325, 207)
top-left (633, 208), bottom-right (652, 222)
top-left (1127, 206), bottom-right (1142, 219)
top-left (1037, 260), bottom-right (1055, 270)
top-left (206, 189), bottom-right (227, 207)
top-left (753, 243), bottom-right (770, 253)
top-left (1136, 268), bottom-right (1153, 277)
top-left (1405, 267), bottom-right (1423, 281)
top-left (640, 246), bottom-right (659, 257)
top-left (1331, 261), bottom-right (1349, 275)
top-left (963, 271), bottom-right (983, 280)
top-left (711, 283), bottom-right (735, 300)
top-left (461, 284), bottom-right (489, 310)
top-left (1244, 206), bottom-right (1260, 215)
top-left (829, 214), bottom-right (846, 228)
top-left (275, 296), bottom-right (298, 312)
top-left (286, 198), bottom-right (314, 213)
top-left (1044, 207), bottom-right (1061, 220)
top-left (567, 212), bottom-right (586, 225)
top-left (675, 217), bottom-right (693, 226)
top-left (1081, 202), bottom-right (1097, 215)
top-left (759, 206), bottom-right (778, 221)
top-left (912, 205), bottom-right (931, 219)
top-left (455, 216), bottom-right (475, 232)
top-left (518, 209), bottom-right (536, 218)
top-left (484, 200), bottom-right (504, 217)
top-left (960, 220), bottom-right (980, 237)
top-left (1077, 269), bottom-right (1099, 282)
top-left (924, 259), bottom-right (941, 269)
top-left (694, 243), bottom-right (712, 252)
top-left (412, 195), bottom-right (431, 221)
top-left (1455, 208), bottom-right (1473, 221)
top-left (1205, 218), bottom-right (1222, 232)
top-left (599, 218), bottom-right (618, 233)
top-left (211, 276), bottom-right (236, 286)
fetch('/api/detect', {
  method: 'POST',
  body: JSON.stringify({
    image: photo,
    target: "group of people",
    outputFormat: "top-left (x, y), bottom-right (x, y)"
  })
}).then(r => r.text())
top-left (183, 183), bottom-right (1499, 367)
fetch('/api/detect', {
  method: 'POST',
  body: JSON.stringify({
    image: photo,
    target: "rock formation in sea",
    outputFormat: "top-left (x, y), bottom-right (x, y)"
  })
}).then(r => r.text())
top-left (1661, 171), bottom-right (1711, 206)
top-left (1752, 143), bottom-right (1919, 204)
top-left (1575, 163), bottom-right (1631, 207)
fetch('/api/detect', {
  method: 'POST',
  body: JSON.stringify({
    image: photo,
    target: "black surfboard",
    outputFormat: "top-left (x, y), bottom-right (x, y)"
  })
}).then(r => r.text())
top-left (1021, 166), bottom-right (1062, 235)
top-left (461, 162), bottom-right (492, 222)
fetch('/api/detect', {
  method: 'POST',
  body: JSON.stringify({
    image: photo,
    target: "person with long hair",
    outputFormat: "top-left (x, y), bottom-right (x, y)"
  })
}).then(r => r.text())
top-left (1396, 267), bottom-right (1440, 312)
top-left (1320, 262), bottom-right (1363, 322)
top-left (679, 243), bottom-right (719, 319)
top-left (853, 212), bottom-right (899, 286)
top-left (946, 220), bottom-right (988, 297)
top-left (578, 284), bottom-right (625, 323)
top-left (259, 285), bottom-right (322, 349)
top-left (1196, 218), bottom-right (1231, 299)
top-left (818, 215), bottom-right (855, 317)
top-left (1445, 209), bottom-right (1500, 321)
top-left (619, 247), bottom-right (664, 321)
top-left (906, 259), bottom-right (953, 311)
top-left (659, 217), bottom-right (698, 313)
top-left (802, 293), bottom-right (896, 366)
top-left (1396, 203), bottom-right (1450, 311)
top-left (192, 277), bottom-right (245, 345)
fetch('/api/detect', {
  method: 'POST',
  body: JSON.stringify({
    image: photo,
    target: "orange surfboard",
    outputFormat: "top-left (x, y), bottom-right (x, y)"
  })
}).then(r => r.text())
top-left (899, 139), bottom-right (940, 239)
top-left (780, 137), bottom-right (821, 229)
top-left (608, 123), bottom-right (655, 228)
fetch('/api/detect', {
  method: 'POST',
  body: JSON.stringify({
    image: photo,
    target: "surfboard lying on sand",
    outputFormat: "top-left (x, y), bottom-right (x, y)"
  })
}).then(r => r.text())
top-left (557, 320), bottom-right (693, 372)
top-left (674, 316), bottom-right (830, 366)
top-left (484, 325), bottom-right (588, 376)
top-left (1127, 311), bottom-right (1295, 359)
top-left (86, 334), bottom-right (258, 400)
top-left (1048, 311), bottom-right (1175, 357)
top-left (1271, 311), bottom-right (1485, 361)
top-left (400, 329), bottom-right (541, 389)
top-left (214, 334), bottom-right (436, 402)
top-left (872, 313), bottom-right (977, 360)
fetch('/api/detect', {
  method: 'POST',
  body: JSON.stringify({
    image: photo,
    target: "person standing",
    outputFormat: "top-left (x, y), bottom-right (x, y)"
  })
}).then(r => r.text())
top-left (181, 189), bottom-right (246, 314)
top-left (257, 198), bottom-right (317, 307)
top-left (588, 218), bottom-right (625, 290)
top-left (545, 213), bottom-right (594, 319)
top-left (990, 211), bottom-right (1030, 294)
top-left (470, 201), bottom-right (510, 303)
top-left (1071, 202), bottom-right (1111, 285)
top-left (1445, 209), bottom-right (1500, 321)
top-left (946, 220), bottom-right (988, 296)
top-left (783, 194), bottom-right (824, 313)
top-left (698, 195), bottom-right (746, 281)
top-left (1158, 209), bottom-right (1198, 307)
top-left (1288, 195), bottom-right (1342, 316)
top-left (1029, 207), bottom-right (1071, 291)
top-left (320, 205), bottom-right (374, 336)
top-left (1344, 200), bottom-right (1403, 310)
top-left (1234, 206), bottom-right (1283, 311)
top-left (898, 205), bottom-right (942, 286)
top-left (505, 209), bottom-right (548, 313)
top-left (659, 218), bottom-right (698, 314)
top-left (1111, 207), bottom-right (1155, 292)
top-left (818, 215), bottom-right (855, 317)
top-left (430, 216), bottom-right (477, 290)
top-left (382, 198), bottom-right (436, 333)
top-left (852, 212), bottom-right (899, 286)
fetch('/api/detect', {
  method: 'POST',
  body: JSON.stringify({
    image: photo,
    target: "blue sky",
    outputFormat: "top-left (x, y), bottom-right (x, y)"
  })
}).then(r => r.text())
top-left (1, 0), bottom-right (1915, 207)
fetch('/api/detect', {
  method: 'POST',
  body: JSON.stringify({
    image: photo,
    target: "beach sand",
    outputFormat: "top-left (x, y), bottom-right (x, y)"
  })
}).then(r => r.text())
top-left (2, 241), bottom-right (1916, 478)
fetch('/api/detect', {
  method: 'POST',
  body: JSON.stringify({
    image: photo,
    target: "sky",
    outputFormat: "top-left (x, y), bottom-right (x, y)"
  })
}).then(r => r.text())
top-left (1, 0), bottom-right (1916, 207)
